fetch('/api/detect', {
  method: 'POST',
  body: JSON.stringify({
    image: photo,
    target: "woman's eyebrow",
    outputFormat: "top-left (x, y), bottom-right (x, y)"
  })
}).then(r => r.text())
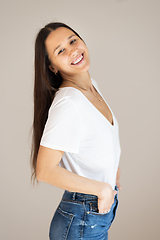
top-left (54, 34), bottom-right (75, 52)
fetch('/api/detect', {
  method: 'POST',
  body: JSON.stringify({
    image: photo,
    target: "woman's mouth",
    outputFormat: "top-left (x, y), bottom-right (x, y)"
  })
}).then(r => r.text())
top-left (71, 53), bottom-right (84, 65)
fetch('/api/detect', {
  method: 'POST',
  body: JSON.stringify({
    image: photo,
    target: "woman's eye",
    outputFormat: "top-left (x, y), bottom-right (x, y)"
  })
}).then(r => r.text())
top-left (58, 49), bottom-right (65, 55)
top-left (70, 39), bottom-right (76, 44)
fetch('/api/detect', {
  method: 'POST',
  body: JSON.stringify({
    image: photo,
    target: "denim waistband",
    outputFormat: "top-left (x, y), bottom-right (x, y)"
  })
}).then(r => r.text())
top-left (62, 186), bottom-right (118, 202)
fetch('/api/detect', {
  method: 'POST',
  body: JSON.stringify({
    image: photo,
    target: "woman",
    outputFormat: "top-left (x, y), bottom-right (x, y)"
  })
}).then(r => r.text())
top-left (31, 22), bottom-right (121, 240)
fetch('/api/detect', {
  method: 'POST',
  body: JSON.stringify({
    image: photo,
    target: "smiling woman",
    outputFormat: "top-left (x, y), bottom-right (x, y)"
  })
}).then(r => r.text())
top-left (45, 27), bottom-right (90, 78)
top-left (31, 22), bottom-right (121, 240)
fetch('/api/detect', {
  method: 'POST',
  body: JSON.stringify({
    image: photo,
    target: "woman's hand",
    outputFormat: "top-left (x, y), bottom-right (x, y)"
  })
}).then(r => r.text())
top-left (98, 184), bottom-right (117, 214)
top-left (116, 167), bottom-right (121, 190)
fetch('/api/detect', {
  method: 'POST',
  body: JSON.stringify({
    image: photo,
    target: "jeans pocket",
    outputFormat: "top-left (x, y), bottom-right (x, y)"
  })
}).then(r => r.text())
top-left (86, 199), bottom-right (109, 216)
top-left (49, 206), bottom-right (75, 240)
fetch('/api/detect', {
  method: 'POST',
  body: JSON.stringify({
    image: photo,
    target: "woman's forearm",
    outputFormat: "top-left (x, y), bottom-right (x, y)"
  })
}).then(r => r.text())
top-left (37, 165), bottom-right (111, 198)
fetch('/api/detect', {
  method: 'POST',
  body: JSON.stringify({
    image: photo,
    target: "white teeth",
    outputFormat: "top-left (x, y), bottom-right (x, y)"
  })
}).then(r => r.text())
top-left (72, 54), bottom-right (83, 65)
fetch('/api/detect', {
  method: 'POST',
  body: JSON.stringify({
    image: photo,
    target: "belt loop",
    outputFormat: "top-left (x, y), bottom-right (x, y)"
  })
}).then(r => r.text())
top-left (72, 192), bottom-right (76, 200)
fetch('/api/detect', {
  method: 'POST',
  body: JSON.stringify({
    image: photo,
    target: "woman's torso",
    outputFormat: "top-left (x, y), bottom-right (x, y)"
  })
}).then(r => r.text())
top-left (51, 78), bottom-right (121, 189)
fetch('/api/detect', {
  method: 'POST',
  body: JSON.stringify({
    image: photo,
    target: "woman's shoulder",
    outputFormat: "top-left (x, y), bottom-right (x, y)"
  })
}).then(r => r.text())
top-left (50, 78), bottom-right (99, 109)
top-left (91, 78), bottom-right (98, 88)
top-left (50, 87), bottom-right (82, 111)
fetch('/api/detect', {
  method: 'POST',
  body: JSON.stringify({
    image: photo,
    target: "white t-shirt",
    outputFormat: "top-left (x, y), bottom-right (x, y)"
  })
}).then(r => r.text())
top-left (40, 78), bottom-right (121, 190)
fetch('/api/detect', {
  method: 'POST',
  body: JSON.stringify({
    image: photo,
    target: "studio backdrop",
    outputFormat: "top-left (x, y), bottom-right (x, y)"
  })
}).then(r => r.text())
top-left (0, 0), bottom-right (160, 239)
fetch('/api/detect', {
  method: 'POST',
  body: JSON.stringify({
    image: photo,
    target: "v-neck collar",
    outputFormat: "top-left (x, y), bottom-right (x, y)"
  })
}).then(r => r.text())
top-left (58, 79), bottom-right (114, 127)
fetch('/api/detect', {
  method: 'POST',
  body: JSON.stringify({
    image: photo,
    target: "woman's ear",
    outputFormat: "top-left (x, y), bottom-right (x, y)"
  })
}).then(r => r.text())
top-left (49, 65), bottom-right (58, 75)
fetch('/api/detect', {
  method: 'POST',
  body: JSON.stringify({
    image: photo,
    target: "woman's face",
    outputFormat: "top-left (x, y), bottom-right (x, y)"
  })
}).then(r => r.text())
top-left (45, 27), bottom-right (90, 78)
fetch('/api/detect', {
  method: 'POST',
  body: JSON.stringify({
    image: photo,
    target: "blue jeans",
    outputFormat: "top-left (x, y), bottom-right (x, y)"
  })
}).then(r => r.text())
top-left (49, 186), bottom-right (119, 240)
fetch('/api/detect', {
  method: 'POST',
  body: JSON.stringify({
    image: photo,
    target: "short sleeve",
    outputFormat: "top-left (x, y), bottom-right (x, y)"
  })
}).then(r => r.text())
top-left (40, 98), bottom-right (84, 153)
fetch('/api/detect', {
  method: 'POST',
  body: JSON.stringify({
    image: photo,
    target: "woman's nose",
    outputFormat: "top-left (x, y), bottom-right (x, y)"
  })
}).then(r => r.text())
top-left (69, 48), bottom-right (78, 58)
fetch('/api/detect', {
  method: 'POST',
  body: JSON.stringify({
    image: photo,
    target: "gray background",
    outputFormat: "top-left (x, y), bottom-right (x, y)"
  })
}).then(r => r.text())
top-left (0, 0), bottom-right (160, 239)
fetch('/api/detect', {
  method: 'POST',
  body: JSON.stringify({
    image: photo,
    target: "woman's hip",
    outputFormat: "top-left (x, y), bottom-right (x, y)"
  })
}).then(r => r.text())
top-left (49, 187), bottom-right (119, 240)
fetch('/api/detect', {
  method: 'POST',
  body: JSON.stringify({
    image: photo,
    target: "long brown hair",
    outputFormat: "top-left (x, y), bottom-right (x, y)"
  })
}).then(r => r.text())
top-left (31, 22), bottom-right (84, 184)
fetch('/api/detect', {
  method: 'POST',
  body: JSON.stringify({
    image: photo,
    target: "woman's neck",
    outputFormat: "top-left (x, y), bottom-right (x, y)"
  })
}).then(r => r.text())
top-left (60, 71), bottom-right (92, 89)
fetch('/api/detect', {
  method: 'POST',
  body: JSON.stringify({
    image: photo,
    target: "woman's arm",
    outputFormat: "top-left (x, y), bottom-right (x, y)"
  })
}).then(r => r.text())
top-left (36, 146), bottom-right (116, 213)
top-left (116, 167), bottom-right (121, 190)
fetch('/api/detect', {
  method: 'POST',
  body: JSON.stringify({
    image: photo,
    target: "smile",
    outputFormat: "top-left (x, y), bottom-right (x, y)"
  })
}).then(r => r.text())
top-left (71, 53), bottom-right (84, 65)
